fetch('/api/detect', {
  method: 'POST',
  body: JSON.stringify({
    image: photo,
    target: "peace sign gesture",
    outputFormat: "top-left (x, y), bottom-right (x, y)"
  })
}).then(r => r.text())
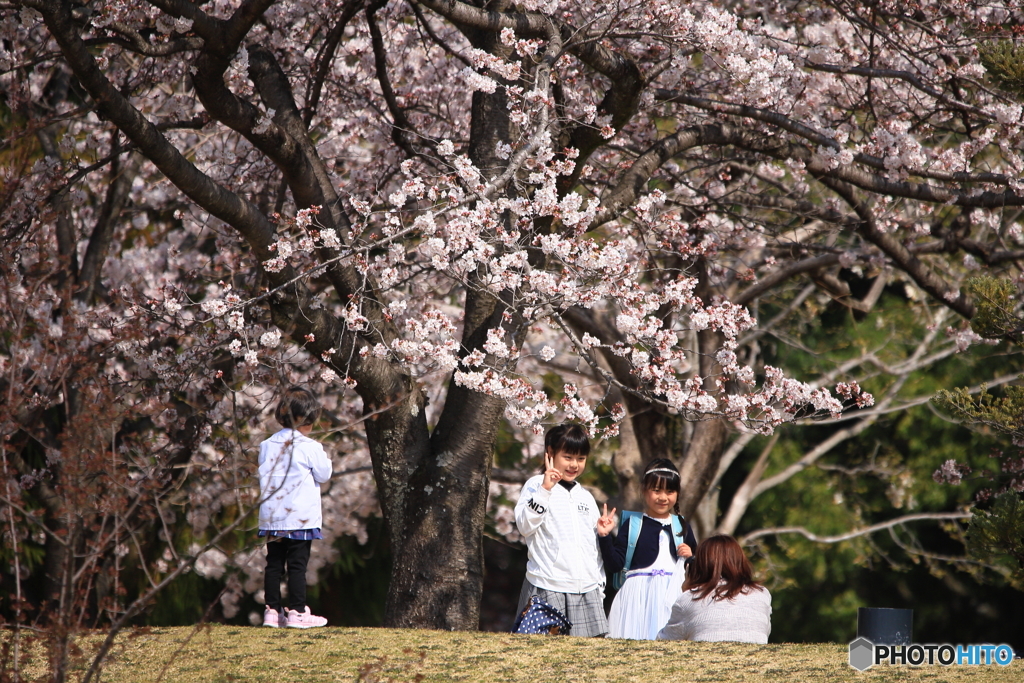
top-left (541, 451), bottom-right (562, 491)
top-left (596, 503), bottom-right (617, 537)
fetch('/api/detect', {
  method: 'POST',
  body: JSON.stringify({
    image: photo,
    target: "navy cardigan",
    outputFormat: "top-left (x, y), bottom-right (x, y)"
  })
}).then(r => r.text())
top-left (599, 514), bottom-right (698, 573)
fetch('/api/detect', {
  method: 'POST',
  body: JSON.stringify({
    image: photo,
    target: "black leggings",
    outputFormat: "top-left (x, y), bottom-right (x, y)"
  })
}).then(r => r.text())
top-left (264, 538), bottom-right (312, 612)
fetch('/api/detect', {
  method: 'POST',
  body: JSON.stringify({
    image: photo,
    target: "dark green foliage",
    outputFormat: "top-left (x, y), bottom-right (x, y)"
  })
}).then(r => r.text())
top-left (315, 517), bottom-right (392, 627)
top-left (961, 277), bottom-right (1024, 345)
top-left (933, 276), bottom-right (1024, 589)
top-left (936, 383), bottom-right (1024, 444)
top-left (935, 279), bottom-right (1024, 446)
top-left (966, 493), bottom-right (1024, 586)
top-left (144, 571), bottom-right (226, 627)
top-left (979, 40), bottom-right (1024, 95)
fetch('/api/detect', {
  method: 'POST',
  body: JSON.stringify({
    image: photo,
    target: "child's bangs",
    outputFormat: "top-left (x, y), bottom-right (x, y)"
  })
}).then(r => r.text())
top-left (549, 428), bottom-right (590, 456)
top-left (643, 470), bottom-right (680, 492)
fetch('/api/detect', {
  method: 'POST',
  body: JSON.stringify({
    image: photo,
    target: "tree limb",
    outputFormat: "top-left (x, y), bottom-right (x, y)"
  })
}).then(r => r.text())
top-left (740, 511), bottom-right (972, 545)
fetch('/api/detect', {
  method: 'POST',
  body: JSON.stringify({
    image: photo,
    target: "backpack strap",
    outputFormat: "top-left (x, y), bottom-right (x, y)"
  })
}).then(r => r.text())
top-left (620, 510), bottom-right (643, 571)
top-left (670, 514), bottom-right (684, 539)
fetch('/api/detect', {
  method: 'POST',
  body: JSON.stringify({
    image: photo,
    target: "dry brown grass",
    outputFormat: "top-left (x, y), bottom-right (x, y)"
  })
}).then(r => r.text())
top-left (6, 626), bottom-right (1021, 682)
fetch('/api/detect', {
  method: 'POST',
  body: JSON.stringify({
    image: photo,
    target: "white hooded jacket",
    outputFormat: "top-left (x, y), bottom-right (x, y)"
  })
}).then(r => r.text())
top-left (258, 429), bottom-right (332, 531)
top-left (514, 474), bottom-right (605, 594)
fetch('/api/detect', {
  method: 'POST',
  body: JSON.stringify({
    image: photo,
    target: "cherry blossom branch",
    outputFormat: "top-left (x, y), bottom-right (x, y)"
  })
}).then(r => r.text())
top-left (303, 0), bottom-right (366, 125)
top-left (740, 511), bottom-right (972, 546)
top-left (560, 306), bottom-right (634, 392)
top-left (413, 0), bottom-right (633, 81)
top-left (691, 123), bottom-right (1024, 210)
top-left (0, 491), bottom-right (67, 547)
top-left (481, 20), bottom-right (560, 200)
top-left (31, 0), bottom-right (279, 255)
top-left (806, 372), bottom-right (1022, 427)
top-left (550, 310), bottom-right (666, 408)
top-left (367, 1), bottom-right (421, 156)
top-left (143, 0), bottom-right (221, 42)
top-left (737, 284), bottom-right (816, 348)
top-left (592, 126), bottom-right (703, 226)
top-left (805, 62), bottom-right (995, 121)
top-left (49, 116), bottom-right (209, 198)
top-left (954, 238), bottom-right (1024, 267)
top-left (78, 150), bottom-right (141, 302)
top-left (89, 21), bottom-right (203, 56)
top-left (653, 88), bottom-right (1010, 185)
top-left (408, 0), bottom-right (472, 68)
top-left (413, 0), bottom-right (644, 192)
top-left (34, 0), bottom-right (405, 407)
top-left (818, 175), bottom-right (976, 319)
top-left (735, 253), bottom-right (845, 307)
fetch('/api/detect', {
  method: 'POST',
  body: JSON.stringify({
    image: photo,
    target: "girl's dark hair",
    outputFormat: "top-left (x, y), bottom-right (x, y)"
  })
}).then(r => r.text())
top-left (642, 458), bottom-right (681, 494)
top-left (544, 423), bottom-right (590, 457)
top-left (274, 385), bottom-right (322, 428)
top-left (682, 534), bottom-right (763, 602)
top-left (643, 458), bottom-right (687, 536)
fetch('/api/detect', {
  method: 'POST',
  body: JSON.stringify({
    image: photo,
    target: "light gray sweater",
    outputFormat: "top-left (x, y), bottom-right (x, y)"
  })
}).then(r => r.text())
top-left (656, 586), bottom-right (772, 643)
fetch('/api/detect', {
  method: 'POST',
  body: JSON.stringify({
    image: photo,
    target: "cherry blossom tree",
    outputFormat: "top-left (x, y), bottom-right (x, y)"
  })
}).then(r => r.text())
top-left (3, 0), bottom-right (1023, 636)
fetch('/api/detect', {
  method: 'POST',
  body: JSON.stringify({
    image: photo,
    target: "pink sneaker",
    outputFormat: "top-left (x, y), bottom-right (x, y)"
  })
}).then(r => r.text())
top-left (285, 606), bottom-right (327, 629)
top-left (262, 607), bottom-right (281, 628)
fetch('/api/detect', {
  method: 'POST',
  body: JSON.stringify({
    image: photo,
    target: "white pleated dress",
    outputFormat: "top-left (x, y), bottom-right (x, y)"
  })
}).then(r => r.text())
top-left (607, 514), bottom-right (687, 640)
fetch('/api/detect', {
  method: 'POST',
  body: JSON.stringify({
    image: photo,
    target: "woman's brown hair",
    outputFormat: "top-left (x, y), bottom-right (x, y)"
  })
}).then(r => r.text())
top-left (682, 534), bottom-right (763, 601)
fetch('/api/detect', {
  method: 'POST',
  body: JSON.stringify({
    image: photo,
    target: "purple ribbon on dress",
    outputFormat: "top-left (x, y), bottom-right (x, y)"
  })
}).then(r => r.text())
top-left (626, 569), bottom-right (673, 578)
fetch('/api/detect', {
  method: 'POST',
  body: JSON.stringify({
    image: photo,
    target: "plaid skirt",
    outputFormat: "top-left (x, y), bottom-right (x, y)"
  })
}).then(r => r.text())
top-left (517, 580), bottom-right (608, 638)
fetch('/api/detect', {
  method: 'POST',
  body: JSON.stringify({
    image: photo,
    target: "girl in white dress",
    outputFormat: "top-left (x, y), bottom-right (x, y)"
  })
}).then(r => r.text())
top-left (597, 459), bottom-right (698, 639)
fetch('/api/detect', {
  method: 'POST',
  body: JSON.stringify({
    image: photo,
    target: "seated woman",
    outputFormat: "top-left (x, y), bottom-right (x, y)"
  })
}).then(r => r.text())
top-left (656, 534), bottom-right (771, 643)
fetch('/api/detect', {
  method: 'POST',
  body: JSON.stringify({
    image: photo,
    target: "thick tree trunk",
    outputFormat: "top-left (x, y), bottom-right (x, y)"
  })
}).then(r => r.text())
top-left (677, 419), bottom-right (729, 517)
top-left (374, 16), bottom-right (517, 630)
top-left (677, 260), bottom-right (731, 517)
top-left (381, 384), bottom-right (506, 629)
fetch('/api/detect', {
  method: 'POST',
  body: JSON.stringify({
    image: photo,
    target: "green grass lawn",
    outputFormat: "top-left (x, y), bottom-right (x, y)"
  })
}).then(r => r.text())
top-left (8, 626), bottom-right (1021, 682)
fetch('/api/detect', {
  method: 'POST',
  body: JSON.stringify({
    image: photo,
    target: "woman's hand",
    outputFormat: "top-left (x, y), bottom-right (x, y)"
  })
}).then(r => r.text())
top-left (677, 543), bottom-right (693, 559)
top-left (541, 452), bottom-right (562, 491)
top-left (596, 504), bottom-right (617, 537)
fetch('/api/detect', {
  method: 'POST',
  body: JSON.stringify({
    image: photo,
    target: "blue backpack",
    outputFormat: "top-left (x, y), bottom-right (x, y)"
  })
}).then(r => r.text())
top-left (611, 510), bottom-right (687, 590)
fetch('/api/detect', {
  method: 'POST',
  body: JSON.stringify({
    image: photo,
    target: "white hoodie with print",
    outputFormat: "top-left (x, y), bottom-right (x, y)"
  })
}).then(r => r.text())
top-left (514, 474), bottom-right (605, 594)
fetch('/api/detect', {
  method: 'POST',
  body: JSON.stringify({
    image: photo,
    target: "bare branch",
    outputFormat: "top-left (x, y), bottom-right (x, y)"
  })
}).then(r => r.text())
top-left (740, 511), bottom-right (973, 546)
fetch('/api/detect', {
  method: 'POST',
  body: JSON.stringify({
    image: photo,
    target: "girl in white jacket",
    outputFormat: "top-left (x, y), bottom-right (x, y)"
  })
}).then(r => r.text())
top-left (258, 386), bottom-right (332, 629)
top-left (514, 423), bottom-right (610, 637)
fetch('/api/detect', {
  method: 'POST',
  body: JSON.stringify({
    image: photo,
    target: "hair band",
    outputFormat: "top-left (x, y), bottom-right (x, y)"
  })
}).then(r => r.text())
top-left (646, 468), bottom-right (679, 476)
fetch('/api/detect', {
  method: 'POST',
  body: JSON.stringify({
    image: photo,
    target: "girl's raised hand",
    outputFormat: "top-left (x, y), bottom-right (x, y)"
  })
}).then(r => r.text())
top-left (677, 543), bottom-right (693, 559)
top-left (596, 504), bottom-right (617, 536)
top-left (541, 452), bottom-right (562, 491)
